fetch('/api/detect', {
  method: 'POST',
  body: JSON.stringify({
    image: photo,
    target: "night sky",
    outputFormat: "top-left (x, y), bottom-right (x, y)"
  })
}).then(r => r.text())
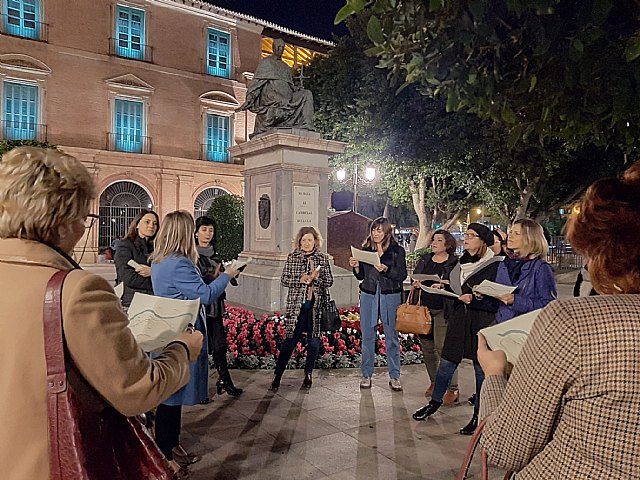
top-left (205, 1), bottom-right (350, 40)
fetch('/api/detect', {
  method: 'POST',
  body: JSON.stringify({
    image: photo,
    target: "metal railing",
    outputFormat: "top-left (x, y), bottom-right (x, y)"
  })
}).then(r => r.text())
top-left (106, 132), bottom-right (151, 154)
top-left (0, 15), bottom-right (48, 42)
top-left (547, 235), bottom-right (584, 272)
top-left (0, 120), bottom-right (47, 142)
top-left (109, 37), bottom-right (153, 63)
top-left (199, 143), bottom-right (229, 162)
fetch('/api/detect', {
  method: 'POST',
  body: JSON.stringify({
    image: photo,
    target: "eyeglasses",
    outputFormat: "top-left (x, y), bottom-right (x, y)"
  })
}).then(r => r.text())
top-left (463, 233), bottom-right (480, 239)
top-left (84, 214), bottom-right (99, 229)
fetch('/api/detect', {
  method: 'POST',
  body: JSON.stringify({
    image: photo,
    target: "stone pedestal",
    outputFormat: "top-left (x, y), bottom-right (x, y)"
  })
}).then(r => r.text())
top-left (225, 132), bottom-right (360, 313)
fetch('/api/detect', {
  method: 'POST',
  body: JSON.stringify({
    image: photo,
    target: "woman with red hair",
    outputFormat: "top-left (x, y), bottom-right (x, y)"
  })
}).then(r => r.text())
top-left (477, 162), bottom-right (640, 478)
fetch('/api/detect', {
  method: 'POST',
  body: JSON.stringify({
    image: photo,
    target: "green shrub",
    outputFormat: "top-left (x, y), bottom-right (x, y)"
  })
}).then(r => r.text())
top-left (206, 194), bottom-right (244, 261)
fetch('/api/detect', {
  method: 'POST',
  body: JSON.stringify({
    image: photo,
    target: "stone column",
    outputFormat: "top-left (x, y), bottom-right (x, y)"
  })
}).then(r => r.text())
top-left (225, 131), bottom-right (361, 313)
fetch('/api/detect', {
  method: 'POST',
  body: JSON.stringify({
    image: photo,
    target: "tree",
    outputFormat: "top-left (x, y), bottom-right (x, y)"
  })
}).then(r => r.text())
top-left (0, 139), bottom-right (56, 156)
top-left (206, 195), bottom-right (244, 261)
top-left (337, 0), bottom-right (640, 151)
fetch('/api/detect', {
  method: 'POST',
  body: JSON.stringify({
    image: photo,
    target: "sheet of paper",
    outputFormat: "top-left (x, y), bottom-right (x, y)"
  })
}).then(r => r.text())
top-left (350, 246), bottom-right (381, 266)
top-left (224, 257), bottom-right (252, 271)
top-left (127, 293), bottom-right (201, 352)
top-left (411, 274), bottom-right (442, 283)
top-left (419, 285), bottom-right (460, 298)
top-left (473, 280), bottom-right (517, 298)
top-left (114, 282), bottom-right (124, 299)
top-left (479, 309), bottom-right (541, 364)
top-left (127, 259), bottom-right (142, 270)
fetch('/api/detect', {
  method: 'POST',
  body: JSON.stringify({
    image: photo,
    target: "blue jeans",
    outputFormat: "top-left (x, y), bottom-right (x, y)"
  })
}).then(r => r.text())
top-left (360, 287), bottom-right (402, 379)
top-left (432, 357), bottom-right (484, 412)
top-left (275, 300), bottom-right (321, 375)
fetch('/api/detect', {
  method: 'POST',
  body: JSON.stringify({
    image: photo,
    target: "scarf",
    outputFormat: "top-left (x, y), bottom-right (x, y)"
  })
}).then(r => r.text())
top-left (459, 248), bottom-right (495, 285)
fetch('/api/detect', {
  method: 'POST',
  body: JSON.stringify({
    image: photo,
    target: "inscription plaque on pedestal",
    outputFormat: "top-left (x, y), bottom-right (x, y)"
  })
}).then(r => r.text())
top-left (293, 184), bottom-right (319, 229)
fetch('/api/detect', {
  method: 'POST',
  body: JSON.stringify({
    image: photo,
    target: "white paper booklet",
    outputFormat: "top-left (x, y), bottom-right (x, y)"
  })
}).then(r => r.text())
top-left (473, 280), bottom-right (517, 298)
top-left (114, 282), bottom-right (124, 299)
top-left (419, 285), bottom-right (460, 298)
top-left (127, 293), bottom-right (200, 352)
top-left (350, 246), bottom-right (381, 266)
top-left (479, 309), bottom-right (541, 364)
top-left (411, 274), bottom-right (442, 283)
top-left (127, 259), bottom-right (142, 270)
top-left (224, 257), bottom-right (252, 271)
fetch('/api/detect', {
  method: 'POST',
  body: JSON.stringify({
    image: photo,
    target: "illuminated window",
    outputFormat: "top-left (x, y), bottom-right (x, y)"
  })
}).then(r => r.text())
top-left (207, 28), bottom-right (231, 78)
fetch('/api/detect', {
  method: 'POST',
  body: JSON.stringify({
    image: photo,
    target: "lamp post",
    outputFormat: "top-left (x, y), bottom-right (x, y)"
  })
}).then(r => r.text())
top-left (336, 158), bottom-right (376, 213)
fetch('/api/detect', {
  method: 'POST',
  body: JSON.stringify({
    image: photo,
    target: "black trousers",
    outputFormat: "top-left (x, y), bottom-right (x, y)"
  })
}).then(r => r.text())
top-left (205, 313), bottom-right (233, 381)
top-left (154, 404), bottom-right (182, 460)
top-left (274, 300), bottom-right (321, 376)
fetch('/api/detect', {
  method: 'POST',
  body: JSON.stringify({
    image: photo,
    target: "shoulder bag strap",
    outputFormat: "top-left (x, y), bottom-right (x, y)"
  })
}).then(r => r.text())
top-left (43, 269), bottom-right (73, 480)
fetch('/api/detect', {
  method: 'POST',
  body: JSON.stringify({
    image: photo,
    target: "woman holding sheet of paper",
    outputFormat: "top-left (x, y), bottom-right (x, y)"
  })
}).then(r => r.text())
top-left (494, 219), bottom-right (556, 323)
top-left (477, 162), bottom-right (640, 478)
top-left (413, 223), bottom-right (502, 435)
top-left (150, 210), bottom-right (241, 477)
top-left (349, 217), bottom-right (407, 391)
top-left (411, 230), bottom-right (459, 403)
top-left (114, 209), bottom-right (159, 308)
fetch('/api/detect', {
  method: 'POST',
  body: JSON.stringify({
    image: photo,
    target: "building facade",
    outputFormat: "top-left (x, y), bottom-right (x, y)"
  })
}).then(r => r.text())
top-left (0, 0), bottom-right (332, 262)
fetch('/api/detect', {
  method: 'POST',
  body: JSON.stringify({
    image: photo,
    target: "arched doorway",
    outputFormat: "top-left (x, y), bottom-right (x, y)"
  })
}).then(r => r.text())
top-left (98, 181), bottom-right (153, 249)
top-left (194, 187), bottom-right (230, 219)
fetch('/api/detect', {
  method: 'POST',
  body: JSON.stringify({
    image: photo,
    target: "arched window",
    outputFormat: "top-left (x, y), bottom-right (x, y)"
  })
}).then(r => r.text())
top-left (98, 181), bottom-right (153, 249)
top-left (194, 187), bottom-right (230, 219)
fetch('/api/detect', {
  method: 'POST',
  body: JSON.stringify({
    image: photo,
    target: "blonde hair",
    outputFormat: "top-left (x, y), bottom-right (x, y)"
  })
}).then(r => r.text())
top-left (0, 147), bottom-right (95, 244)
top-left (292, 225), bottom-right (323, 250)
top-left (150, 210), bottom-right (198, 264)
top-left (513, 219), bottom-right (548, 259)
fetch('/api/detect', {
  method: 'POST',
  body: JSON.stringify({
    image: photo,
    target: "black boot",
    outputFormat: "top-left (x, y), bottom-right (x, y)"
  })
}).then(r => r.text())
top-left (412, 400), bottom-right (442, 421)
top-left (216, 378), bottom-right (243, 397)
top-left (302, 372), bottom-right (312, 389)
top-left (270, 373), bottom-right (282, 391)
top-left (460, 413), bottom-right (478, 435)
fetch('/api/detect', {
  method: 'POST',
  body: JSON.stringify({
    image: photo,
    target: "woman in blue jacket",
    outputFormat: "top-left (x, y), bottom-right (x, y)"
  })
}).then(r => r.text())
top-left (150, 210), bottom-right (241, 477)
top-left (495, 219), bottom-right (557, 323)
top-left (349, 217), bottom-right (407, 391)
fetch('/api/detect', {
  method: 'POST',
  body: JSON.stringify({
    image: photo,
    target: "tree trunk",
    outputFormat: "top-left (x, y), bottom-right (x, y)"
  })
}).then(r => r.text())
top-left (409, 177), bottom-right (431, 250)
top-left (515, 176), bottom-right (539, 220)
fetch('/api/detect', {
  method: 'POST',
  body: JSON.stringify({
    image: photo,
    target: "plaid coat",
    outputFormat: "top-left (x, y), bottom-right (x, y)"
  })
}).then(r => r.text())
top-left (281, 249), bottom-right (333, 338)
top-left (480, 295), bottom-right (640, 478)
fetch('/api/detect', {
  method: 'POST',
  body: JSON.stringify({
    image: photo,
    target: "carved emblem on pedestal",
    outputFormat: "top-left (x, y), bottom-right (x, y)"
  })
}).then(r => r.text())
top-left (258, 194), bottom-right (271, 229)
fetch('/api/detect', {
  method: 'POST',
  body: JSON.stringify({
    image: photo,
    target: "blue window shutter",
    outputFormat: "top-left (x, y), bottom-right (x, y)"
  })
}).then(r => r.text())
top-left (114, 99), bottom-right (144, 153)
top-left (206, 114), bottom-right (230, 162)
top-left (3, 81), bottom-right (38, 140)
top-left (3, 0), bottom-right (40, 39)
top-left (207, 29), bottom-right (231, 78)
top-left (116, 5), bottom-right (145, 60)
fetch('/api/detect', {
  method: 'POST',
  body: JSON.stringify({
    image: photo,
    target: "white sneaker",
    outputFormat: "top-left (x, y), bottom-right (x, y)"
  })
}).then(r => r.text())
top-left (389, 378), bottom-right (403, 391)
top-left (359, 377), bottom-right (372, 389)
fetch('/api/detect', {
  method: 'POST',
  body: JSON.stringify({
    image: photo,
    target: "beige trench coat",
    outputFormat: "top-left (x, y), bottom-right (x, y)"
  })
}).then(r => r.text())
top-left (0, 239), bottom-right (191, 480)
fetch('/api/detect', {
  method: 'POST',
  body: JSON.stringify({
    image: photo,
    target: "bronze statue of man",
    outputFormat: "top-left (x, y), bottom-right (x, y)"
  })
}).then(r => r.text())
top-left (237, 38), bottom-right (314, 137)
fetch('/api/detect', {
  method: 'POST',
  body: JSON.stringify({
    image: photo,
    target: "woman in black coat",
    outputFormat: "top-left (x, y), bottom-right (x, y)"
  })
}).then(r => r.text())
top-left (114, 210), bottom-right (159, 308)
top-left (413, 223), bottom-right (502, 435)
top-left (411, 230), bottom-right (459, 403)
top-left (195, 216), bottom-right (242, 399)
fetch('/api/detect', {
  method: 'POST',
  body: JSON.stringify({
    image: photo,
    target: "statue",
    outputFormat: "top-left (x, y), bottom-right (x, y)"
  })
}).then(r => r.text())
top-left (237, 38), bottom-right (315, 137)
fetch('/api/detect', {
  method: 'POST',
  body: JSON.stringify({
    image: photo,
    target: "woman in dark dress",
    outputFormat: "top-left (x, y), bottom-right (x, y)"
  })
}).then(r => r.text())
top-left (412, 230), bottom-right (459, 403)
top-left (413, 223), bottom-right (502, 435)
top-left (195, 216), bottom-right (242, 398)
top-left (114, 209), bottom-right (159, 309)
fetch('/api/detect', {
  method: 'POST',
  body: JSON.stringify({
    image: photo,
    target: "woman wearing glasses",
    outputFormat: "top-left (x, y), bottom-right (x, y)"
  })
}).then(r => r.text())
top-left (114, 209), bottom-right (160, 309)
top-left (495, 219), bottom-right (556, 324)
top-left (413, 223), bottom-right (502, 435)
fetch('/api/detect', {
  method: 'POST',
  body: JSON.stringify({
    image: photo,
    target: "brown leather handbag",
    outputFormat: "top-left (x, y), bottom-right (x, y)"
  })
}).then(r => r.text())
top-left (395, 288), bottom-right (432, 335)
top-left (44, 270), bottom-right (175, 480)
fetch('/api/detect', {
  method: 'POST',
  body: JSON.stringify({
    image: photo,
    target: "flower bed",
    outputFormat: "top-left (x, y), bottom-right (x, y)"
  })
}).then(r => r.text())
top-left (224, 305), bottom-right (424, 370)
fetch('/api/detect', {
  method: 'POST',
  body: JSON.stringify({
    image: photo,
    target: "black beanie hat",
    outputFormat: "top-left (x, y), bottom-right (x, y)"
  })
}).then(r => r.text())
top-left (467, 223), bottom-right (494, 247)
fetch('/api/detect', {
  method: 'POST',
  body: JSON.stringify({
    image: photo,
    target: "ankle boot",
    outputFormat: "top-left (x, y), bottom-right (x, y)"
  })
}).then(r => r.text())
top-left (270, 373), bottom-right (282, 391)
top-left (216, 378), bottom-right (243, 397)
top-left (459, 413), bottom-right (478, 435)
top-left (302, 372), bottom-right (312, 389)
top-left (412, 400), bottom-right (442, 421)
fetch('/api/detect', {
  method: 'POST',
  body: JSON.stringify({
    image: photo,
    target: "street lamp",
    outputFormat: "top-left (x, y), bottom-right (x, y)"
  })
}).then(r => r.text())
top-left (335, 158), bottom-right (376, 213)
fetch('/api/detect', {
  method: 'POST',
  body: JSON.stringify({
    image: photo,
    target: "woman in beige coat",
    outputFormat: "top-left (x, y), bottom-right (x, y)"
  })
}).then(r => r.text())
top-left (0, 147), bottom-right (203, 480)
